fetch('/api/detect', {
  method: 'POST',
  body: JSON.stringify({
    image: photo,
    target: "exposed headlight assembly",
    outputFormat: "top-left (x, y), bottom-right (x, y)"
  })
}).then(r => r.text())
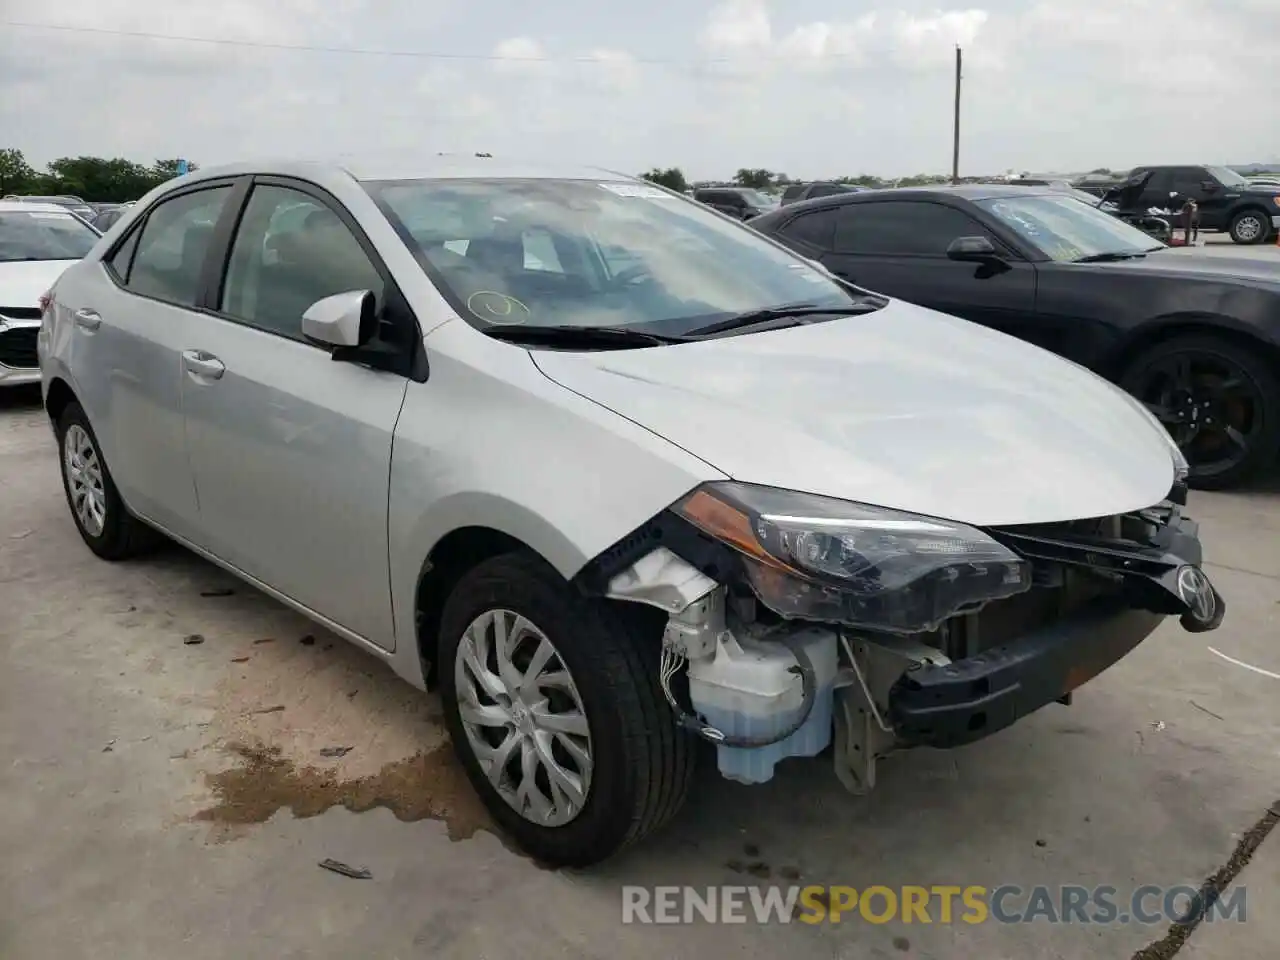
top-left (673, 482), bottom-right (1031, 635)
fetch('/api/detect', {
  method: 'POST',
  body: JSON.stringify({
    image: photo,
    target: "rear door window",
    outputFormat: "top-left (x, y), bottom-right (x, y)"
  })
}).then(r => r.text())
top-left (126, 187), bottom-right (232, 306)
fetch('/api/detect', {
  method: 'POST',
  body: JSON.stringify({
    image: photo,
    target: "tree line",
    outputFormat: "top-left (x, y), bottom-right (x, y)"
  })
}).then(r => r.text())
top-left (640, 166), bottom-right (957, 192)
top-left (0, 147), bottom-right (1136, 204)
top-left (0, 148), bottom-right (197, 204)
top-left (639, 166), bottom-right (1128, 192)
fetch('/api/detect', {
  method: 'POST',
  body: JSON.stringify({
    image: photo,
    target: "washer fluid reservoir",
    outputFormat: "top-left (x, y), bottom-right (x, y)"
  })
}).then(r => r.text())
top-left (687, 627), bottom-right (838, 784)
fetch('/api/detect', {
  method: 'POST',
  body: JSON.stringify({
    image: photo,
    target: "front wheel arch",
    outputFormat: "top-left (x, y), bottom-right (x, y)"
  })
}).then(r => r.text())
top-left (413, 526), bottom-right (548, 687)
top-left (1105, 317), bottom-right (1280, 384)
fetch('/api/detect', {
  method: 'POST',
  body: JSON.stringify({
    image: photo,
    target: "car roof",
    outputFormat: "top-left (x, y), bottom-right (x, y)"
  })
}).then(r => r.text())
top-left (789, 184), bottom-right (1060, 206)
top-left (178, 155), bottom-right (637, 186)
top-left (0, 200), bottom-right (79, 214)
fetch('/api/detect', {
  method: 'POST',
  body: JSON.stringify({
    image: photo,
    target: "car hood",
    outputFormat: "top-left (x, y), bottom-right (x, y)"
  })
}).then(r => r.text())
top-left (0, 259), bottom-right (78, 312)
top-left (1094, 250), bottom-right (1280, 286)
top-left (532, 301), bottom-right (1177, 527)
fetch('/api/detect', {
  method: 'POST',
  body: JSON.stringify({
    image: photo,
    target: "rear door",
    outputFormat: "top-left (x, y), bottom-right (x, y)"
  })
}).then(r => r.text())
top-left (812, 199), bottom-right (1039, 337)
top-left (55, 181), bottom-right (236, 539)
top-left (177, 177), bottom-right (412, 648)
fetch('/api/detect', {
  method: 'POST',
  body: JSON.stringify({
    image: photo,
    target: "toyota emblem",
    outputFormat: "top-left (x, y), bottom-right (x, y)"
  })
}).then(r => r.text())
top-left (1176, 565), bottom-right (1217, 624)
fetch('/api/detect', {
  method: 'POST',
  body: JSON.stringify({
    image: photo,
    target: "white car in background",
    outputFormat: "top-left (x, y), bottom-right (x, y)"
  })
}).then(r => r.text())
top-left (0, 200), bottom-right (100, 386)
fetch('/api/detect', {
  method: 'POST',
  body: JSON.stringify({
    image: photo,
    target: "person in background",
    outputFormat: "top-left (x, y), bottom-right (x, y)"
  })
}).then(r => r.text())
top-left (1180, 197), bottom-right (1199, 245)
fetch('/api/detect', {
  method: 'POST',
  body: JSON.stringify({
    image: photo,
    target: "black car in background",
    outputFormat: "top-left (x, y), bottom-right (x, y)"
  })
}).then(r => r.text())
top-left (1122, 165), bottom-right (1280, 244)
top-left (692, 187), bottom-right (776, 220)
top-left (750, 186), bottom-right (1280, 489)
top-left (780, 182), bottom-right (866, 205)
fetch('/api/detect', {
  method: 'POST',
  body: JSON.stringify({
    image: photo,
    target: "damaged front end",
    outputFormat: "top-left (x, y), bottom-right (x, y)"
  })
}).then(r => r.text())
top-left (577, 482), bottom-right (1224, 794)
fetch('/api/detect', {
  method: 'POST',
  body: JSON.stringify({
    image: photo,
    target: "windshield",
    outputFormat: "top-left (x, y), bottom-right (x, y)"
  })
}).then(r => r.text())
top-left (1205, 166), bottom-right (1249, 188)
top-left (977, 195), bottom-right (1162, 262)
top-left (0, 209), bottom-right (100, 262)
top-left (366, 177), bottom-right (865, 336)
top-left (738, 189), bottom-right (775, 208)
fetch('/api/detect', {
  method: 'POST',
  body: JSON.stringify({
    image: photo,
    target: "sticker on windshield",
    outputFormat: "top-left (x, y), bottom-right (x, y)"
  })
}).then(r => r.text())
top-left (598, 183), bottom-right (675, 200)
top-left (466, 290), bottom-right (531, 325)
top-left (787, 263), bottom-right (829, 283)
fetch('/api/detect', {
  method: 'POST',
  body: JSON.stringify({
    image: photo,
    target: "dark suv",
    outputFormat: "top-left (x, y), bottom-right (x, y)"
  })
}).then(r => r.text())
top-left (692, 187), bottom-right (775, 221)
top-left (1124, 165), bottom-right (1280, 244)
top-left (780, 182), bottom-right (865, 206)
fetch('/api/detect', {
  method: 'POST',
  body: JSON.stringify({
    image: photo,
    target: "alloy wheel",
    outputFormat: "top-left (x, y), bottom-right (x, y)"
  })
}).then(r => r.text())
top-left (1132, 350), bottom-right (1262, 480)
top-left (453, 609), bottom-right (593, 827)
top-left (64, 424), bottom-right (107, 536)
top-left (1234, 214), bottom-right (1264, 242)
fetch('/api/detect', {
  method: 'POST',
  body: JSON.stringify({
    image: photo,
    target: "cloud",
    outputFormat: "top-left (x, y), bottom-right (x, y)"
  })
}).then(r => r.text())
top-left (0, 0), bottom-right (1276, 181)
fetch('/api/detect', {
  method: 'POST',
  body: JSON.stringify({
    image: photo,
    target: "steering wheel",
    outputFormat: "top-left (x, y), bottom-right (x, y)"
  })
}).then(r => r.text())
top-left (608, 263), bottom-right (654, 288)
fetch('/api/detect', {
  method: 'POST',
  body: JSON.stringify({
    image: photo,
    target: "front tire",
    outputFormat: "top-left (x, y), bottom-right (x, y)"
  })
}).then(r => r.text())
top-left (1228, 209), bottom-right (1269, 244)
top-left (1120, 335), bottom-right (1280, 490)
top-left (438, 551), bottom-right (695, 866)
top-left (56, 402), bottom-right (159, 560)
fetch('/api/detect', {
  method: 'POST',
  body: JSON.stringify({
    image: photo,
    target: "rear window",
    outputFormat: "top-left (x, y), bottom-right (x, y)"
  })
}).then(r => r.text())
top-left (0, 209), bottom-right (99, 262)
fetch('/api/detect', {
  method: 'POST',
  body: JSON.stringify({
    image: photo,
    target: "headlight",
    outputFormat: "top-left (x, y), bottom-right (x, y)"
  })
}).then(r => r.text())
top-left (672, 482), bottom-right (1031, 634)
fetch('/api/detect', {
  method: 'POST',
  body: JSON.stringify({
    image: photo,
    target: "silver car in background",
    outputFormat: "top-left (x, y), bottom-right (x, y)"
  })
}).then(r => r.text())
top-left (39, 157), bottom-right (1221, 866)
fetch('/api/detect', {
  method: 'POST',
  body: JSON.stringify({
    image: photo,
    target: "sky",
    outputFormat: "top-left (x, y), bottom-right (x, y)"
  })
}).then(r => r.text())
top-left (1, 0), bottom-right (1277, 181)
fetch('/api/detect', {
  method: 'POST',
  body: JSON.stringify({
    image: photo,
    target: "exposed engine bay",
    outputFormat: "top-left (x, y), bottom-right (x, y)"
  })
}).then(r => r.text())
top-left (578, 482), bottom-right (1225, 794)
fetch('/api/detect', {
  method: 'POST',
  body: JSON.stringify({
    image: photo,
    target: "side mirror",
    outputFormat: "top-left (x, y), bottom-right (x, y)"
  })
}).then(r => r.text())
top-left (301, 290), bottom-right (377, 348)
top-left (947, 235), bottom-right (1000, 262)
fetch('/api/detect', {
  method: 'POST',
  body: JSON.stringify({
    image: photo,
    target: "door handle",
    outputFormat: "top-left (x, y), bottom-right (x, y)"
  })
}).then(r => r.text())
top-left (181, 350), bottom-right (225, 380)
top-left (73, 308), bottom-right (101, 331)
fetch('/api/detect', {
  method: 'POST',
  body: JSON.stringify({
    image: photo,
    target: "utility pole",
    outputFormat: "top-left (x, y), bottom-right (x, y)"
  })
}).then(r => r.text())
top-left (951, 46), bottom-right (962, 184)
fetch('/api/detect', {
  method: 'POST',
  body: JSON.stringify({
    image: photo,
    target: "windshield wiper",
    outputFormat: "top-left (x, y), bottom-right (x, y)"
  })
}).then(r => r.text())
top-left (684, 299), bottom-right (885, 337)
top-left (1072, 251), bottom-right (1148, 263)
top-left (482, 324), bottom-right (689, 349)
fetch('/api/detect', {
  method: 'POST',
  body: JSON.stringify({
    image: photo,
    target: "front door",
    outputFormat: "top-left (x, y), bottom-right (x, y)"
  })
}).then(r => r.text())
top-left (817, 199), bottom-right (1040, 342)
top-left (179, 180), bottom-right (411, 648)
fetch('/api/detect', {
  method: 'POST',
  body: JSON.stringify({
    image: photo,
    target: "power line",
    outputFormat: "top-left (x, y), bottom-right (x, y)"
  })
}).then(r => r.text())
top-left (1, 19), bottom-right (866, 66)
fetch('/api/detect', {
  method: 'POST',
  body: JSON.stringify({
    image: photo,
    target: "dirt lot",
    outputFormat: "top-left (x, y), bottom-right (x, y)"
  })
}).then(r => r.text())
top-left (2, 342), bottom-right (1278, 958)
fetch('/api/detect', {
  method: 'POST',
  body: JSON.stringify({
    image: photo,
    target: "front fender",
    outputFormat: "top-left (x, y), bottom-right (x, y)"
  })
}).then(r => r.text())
top-left (384, 327), bottom-right (726, 677)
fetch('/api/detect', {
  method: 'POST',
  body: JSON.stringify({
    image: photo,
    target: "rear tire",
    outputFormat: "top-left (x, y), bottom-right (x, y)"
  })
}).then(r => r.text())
top-left (1228, 209), bottom-right (1270, 244)
top-left (1120, 335), bottom-right (1280, 490)
top-left (438, 551), bottom-right (695, 866)
top-left (56, 402), bottom-right (160, 560)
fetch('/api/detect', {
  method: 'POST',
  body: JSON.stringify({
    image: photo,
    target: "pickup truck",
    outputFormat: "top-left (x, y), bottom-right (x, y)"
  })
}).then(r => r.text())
top-left (1122, 165), bottom-right (1280, 244)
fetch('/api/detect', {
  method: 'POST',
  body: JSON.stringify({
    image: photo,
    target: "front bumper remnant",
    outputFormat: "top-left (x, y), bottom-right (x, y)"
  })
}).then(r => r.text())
top-left (887, 598), bottom-right (1162, 748)
top-left (830, 503), bottom-right (1224, 793)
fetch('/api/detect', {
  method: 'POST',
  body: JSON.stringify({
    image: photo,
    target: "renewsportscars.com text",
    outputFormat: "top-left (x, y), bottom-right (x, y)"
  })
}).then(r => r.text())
top-left (620, 885), bottom-right (1247, 926)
